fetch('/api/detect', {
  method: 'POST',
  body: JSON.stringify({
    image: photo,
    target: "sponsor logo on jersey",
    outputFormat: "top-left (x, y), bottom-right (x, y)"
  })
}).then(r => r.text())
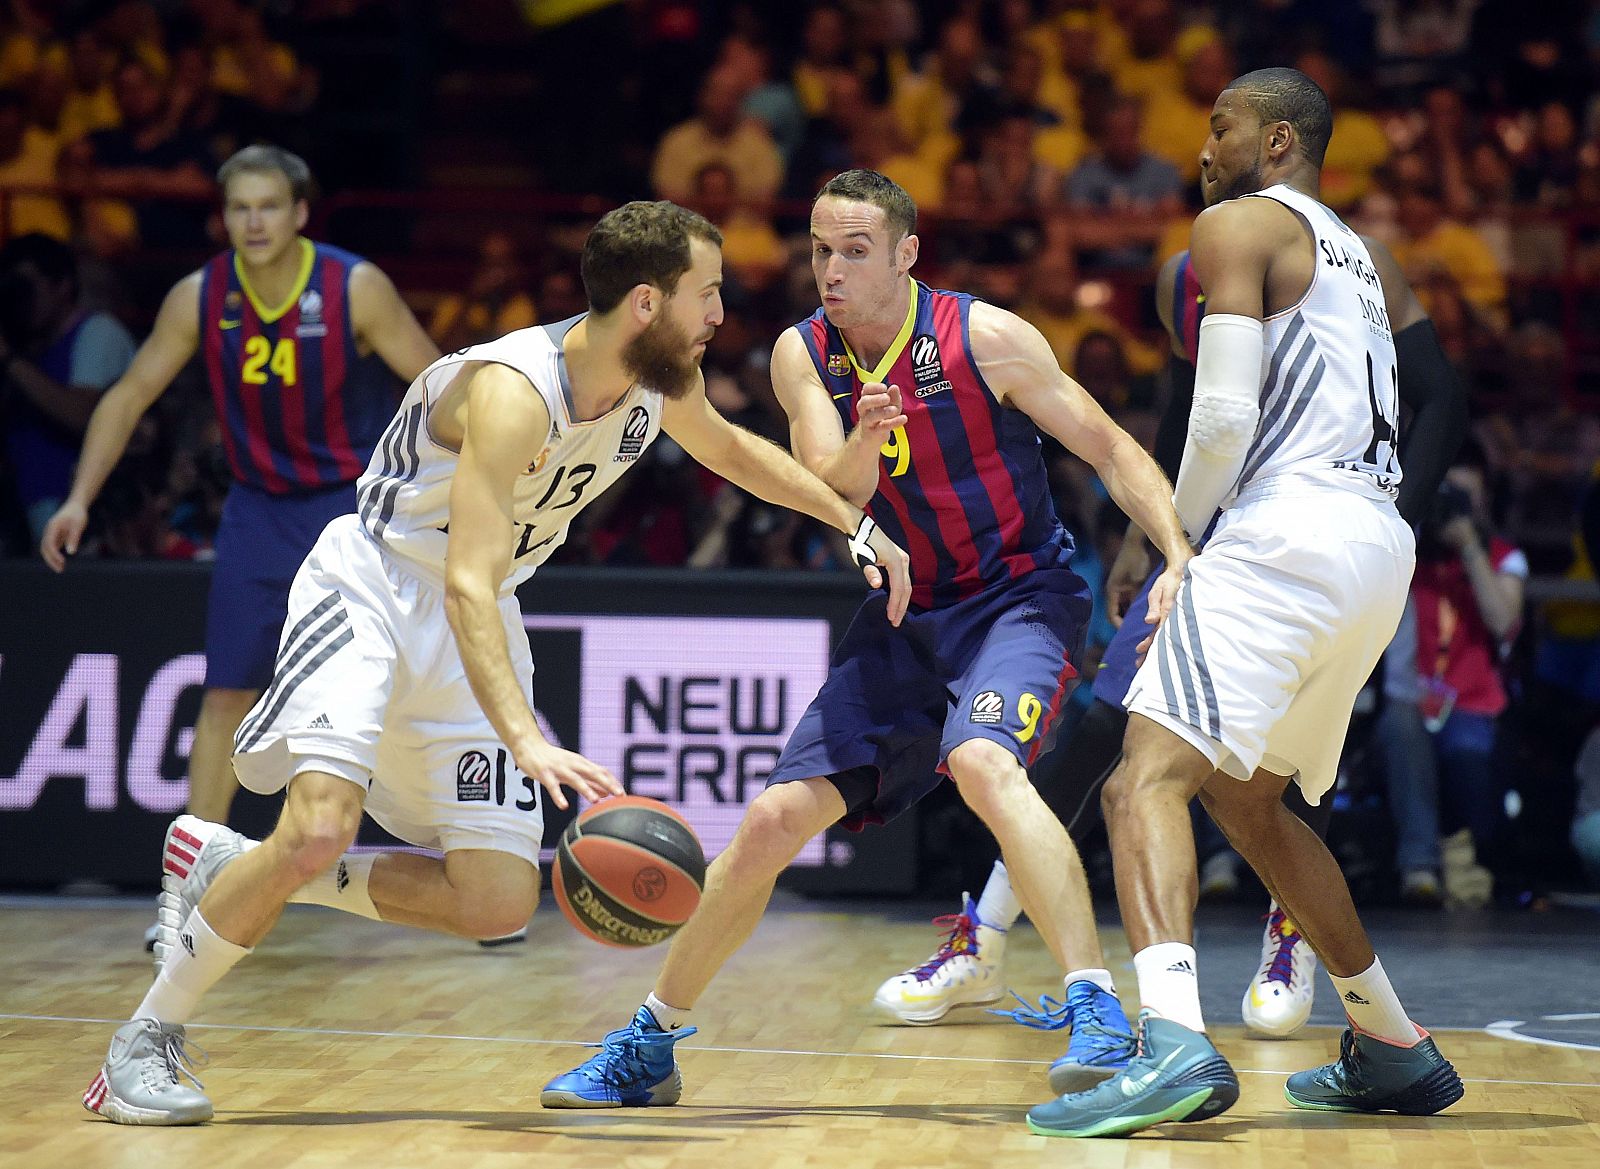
top-left (614, 404), bottom-right (651, 462)
top-left (456, 750), bottom-right (492, 801)
top-left (911, 334), bottom-right (943, 387)
top-left (827, 352), bottom-right (851, 377)
top-left (914, 380), bottom-right (953, 399)
top-left (296, 287), bottom-right (328, 338)
top-left (970, 690), bottom-right (1005, 724)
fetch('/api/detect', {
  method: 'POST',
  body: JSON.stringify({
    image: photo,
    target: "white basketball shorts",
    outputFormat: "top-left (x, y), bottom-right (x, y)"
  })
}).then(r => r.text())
top-left (1124, 488), bottom-right (1414, 803)
top-left (232, 514), bottom-right (544, 861)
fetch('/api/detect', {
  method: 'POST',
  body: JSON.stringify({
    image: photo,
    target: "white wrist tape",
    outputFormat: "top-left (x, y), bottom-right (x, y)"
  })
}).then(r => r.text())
top-left (847, 514), bottom-right (878, 567)
top-left (1173, 313), bottom-right (1264, 538)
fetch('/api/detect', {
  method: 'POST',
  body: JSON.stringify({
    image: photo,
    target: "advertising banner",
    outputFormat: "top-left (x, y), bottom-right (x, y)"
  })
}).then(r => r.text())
top-left (0, 563), bottom-right (915, 892)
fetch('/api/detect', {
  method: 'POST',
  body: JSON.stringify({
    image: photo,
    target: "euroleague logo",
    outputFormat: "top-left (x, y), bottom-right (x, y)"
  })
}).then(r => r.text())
top-left (296, 288), bottom-right (327, 339)
top-left (456, 749), bottom-right (492, 801)
top-left (615, 405), bottom-right (651, 462)
top-left (969, 690), bottom-right (1005, 725)
top-left (911, 334), bottom-right (952, 398)
top-left (632, 865), bottom-right (668, 902)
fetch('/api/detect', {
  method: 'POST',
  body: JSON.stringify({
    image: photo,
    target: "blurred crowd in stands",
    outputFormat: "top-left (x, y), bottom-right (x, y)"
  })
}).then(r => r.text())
top-left (3, 0), bottom-right (1600, 898)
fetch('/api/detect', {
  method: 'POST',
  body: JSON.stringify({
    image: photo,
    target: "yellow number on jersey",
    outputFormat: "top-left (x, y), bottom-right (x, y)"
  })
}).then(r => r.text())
top-left (240, 336), bottom-right (298, 387)
top-left (880, 427), bottom-right (911, 478)
top-left (1017, 692), bottom-right (1043, 743)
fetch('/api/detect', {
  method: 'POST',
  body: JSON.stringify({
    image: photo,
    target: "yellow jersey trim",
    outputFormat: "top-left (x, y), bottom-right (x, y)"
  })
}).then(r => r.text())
top-left (842, 281), bottom-right (918, 384)
top-left (235, 237), bottom-right (315, 324)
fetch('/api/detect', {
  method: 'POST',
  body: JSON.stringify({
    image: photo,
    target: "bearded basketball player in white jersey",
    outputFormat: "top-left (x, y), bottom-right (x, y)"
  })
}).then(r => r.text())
top-left (81, 201), bottom-right (910, 1126)
top-left (1027, 69), bottom-right (1465, 1138)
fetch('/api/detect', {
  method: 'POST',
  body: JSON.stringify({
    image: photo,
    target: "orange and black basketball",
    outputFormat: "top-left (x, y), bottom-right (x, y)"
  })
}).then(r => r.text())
top-left (553, 795), bottom-right (706, 948)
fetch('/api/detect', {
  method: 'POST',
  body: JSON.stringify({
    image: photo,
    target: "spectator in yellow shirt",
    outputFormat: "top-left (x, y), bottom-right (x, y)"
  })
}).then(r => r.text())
top-left (651, 66), bottom-right (785, 205)
top-left (687, 162), bottom-right (786, 294)
top-left (1016, 251), bottom-right (1164, 383)
top-left (1296, 50), bottom-right (1391, 209)
top-left (1393, 179), bottom-right (1507, 322)
top-left (428, 231), bottom-right (537, 353)
top-left (1142, 36), bottom-right (1234, 183)
top-left (0, 89), bottom-right (69, 241)
top-left (1110, 0), bottom-right (1183, 102)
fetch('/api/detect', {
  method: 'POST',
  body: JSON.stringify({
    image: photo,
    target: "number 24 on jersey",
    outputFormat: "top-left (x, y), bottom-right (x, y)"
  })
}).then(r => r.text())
top-left (240, 335), bottom-right (298, 387)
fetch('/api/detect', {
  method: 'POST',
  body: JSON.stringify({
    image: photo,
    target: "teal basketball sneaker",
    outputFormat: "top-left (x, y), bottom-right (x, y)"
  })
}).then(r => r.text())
top-left (1026, 1013), bottom-right (1239, 1138)
top-left (1285, 1026), bottom-right (1463, 1114)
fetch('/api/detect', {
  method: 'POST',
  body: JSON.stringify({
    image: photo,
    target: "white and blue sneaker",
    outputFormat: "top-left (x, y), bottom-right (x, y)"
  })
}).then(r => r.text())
top-left (541, 1008), bottom-right (698, 1108)
top-left (1241, 903), bottom-right (1317, 1039)
top-left (872, 894), bottom-right (1006, 1024)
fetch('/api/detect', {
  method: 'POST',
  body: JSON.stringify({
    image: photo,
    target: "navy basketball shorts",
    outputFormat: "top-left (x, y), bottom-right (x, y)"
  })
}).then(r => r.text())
top-left (766, 567), bottom-right (1091, 829)
top-left (204, 482), bottom-right (358, 691)
top-left (1089, 567), bottom-right (1160, 708)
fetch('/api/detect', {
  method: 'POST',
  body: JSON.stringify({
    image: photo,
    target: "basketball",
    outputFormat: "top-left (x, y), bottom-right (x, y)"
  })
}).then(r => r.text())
top-left (553, 795), bottom-right (706, 948)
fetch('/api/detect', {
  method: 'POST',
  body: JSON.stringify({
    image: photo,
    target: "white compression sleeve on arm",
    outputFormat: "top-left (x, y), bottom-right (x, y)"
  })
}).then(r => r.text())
top-left (1172, 313), bottom-right (1264, 539)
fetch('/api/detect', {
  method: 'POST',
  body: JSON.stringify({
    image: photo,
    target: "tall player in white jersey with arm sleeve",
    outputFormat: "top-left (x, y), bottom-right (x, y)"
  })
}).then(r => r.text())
top-left (1027, 69), bottom-right (1465, 1139)
top-left (79, 201), bottom-right (910, 1128)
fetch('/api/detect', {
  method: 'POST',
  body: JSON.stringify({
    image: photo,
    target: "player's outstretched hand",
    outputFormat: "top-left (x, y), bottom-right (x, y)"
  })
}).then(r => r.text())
top-left (856, 382), bottom-right (906, 440)
top-left (1105, 532), bottom-right (1152, 626)
top-left (1136, 554), bottom-right (1190, 661)
top-left (40, 500), bottom-right (88, 572)
top-left (514, 740), bottom-right (623, 811)
top-left (847, 513), bottom-right (911, 627)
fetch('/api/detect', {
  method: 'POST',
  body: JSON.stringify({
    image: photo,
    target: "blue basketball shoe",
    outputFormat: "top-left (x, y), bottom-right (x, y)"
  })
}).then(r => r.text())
top-left (1026, 1013), bottom-right (1239, 1138)
top-left (992, 979), bottom-right (1137, 1092)
top-left (1285, 1026), bottom-right (1463, 1115)
top-left (540, 1008), bottom-right (698, 1108)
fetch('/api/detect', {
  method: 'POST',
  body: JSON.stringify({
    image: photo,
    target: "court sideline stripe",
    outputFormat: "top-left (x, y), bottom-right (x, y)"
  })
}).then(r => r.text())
top-left (3, 1013), bottom-right (1597, 1091)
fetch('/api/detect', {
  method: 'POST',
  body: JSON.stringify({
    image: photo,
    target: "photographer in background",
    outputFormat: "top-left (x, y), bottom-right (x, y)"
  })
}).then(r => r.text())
top-left (0, 233), bottom-right (136, 546)
top-left (1379, 440), bottom-right (1527, 905)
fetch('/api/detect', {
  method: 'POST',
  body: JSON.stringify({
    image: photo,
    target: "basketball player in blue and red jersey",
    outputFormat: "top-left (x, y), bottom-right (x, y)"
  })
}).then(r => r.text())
top-left (42, 145), bottom-right (438, 827)
top-left (543, 169), bottom-right (1195, 1109)
top-left (877, 230), bottom-right (1466, 1042)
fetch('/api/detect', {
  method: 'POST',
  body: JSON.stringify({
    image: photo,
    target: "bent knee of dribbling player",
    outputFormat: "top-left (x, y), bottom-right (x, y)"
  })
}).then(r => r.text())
top-left (273, 769), bottom-right (366, 884)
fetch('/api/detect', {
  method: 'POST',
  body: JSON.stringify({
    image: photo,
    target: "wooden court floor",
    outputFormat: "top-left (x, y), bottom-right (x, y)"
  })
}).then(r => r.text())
top-left (3, 894), bottom-right (1597, 1169)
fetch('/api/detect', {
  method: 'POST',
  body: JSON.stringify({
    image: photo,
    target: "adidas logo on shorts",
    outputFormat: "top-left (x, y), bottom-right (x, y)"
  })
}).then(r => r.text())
top-left (308, 713), bottom-right (333, 730)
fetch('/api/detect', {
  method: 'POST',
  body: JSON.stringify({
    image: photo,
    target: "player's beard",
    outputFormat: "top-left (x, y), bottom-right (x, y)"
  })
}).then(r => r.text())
top-left (621, 310), bottom-right (703, 400)
top-left (1210, 154), bottom-right (1266, 206)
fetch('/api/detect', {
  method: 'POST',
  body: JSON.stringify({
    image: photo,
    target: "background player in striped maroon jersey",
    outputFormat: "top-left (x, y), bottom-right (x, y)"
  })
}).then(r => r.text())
top-left (41, 145), bottom-right (438, 829)
top-left (542, 169), bottom-right (1194, 1109)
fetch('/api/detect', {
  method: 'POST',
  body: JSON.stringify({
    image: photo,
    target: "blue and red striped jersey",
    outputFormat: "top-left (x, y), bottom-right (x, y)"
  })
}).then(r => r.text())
top-left (795, 281), bottom-right (1075, 610)
top-left (1170, 249), bottom-right (1206, 363)
top-left (199, 239), bottom-right (398, 494)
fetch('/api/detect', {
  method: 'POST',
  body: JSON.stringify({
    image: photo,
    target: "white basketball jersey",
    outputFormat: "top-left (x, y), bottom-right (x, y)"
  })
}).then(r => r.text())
top-left (1227, 184), bottom-right (1401, 508)
top-left (357, 316), bottom-right (662, 590)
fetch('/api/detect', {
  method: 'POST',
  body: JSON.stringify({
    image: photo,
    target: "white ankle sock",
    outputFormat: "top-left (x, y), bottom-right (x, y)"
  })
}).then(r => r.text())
top-left (135, 909), bottom-right (250, 1025)
top-left (288, 852), bottom-right (380, 920)
top-left (643, 992), bottom-right (691, 1031)
top-left (976, 860), bottom-right (1022, 930)
top-left (1328, 956), bottom-right (1420, 1045)
top-left (1064, 968), bottom-right (1116, 996)
top-left (1133, 941), bottom-right (1206, 1032)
